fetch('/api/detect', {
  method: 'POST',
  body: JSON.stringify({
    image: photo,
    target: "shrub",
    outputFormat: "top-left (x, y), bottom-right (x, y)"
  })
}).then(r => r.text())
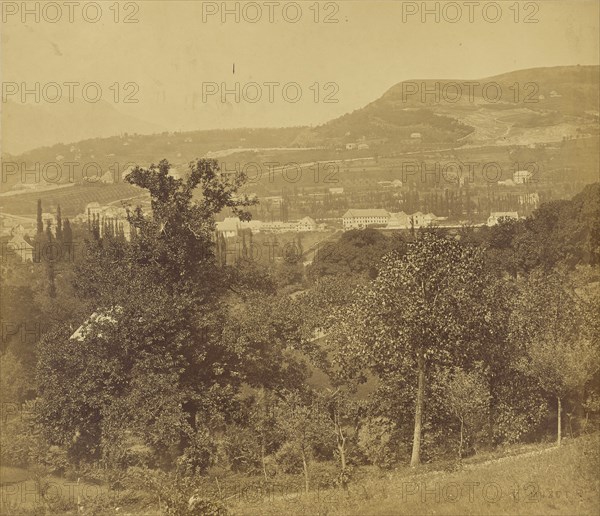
top-left (356, 417), bottom-right (400, 469)
top-left (177, 429), bottom-right (217, 476)
top-left (274, 442), bottom-right (303, 474)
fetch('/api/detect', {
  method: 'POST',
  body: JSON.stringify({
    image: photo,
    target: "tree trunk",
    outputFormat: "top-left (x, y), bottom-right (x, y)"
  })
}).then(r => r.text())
top-left (410, 355), bottom-right (426, 467)
top-left (458, 418), bottom-right (464, 459)
top-left (261, 439), bottom-right (268, 482)
top-left (260, 388), bottom-right (269, 482)
top-left (557, 396), bottom-right (562, 446)
top-left (301, 448), bottom-right (309, 495)
top-left (334, 409), bottom-right (348, 490)
top-left (338, 442), bottom-right (347, 471)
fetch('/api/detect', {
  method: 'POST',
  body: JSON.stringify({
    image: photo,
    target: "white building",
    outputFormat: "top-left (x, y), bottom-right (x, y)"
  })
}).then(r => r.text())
top-left (342, 209), bottom-right (390, 230)
top-left (98, 170), bottom-right (115, 184)
top-left (6, 225), bottom-right (34, 262)
top-left (487, 212), bottom-right (519, 226)
top-left (412, 212), bottom-right (438, 228)
top-left (498, 179), bottom-right (516, 187)
top-left (216, 217), bottom-right (241, 238)
top-left (387, 211), bottom-right (410, 229)
top-left (328, 187), bottom-right (344, 195)
top-left (296, 216), bottom-right (317, 232)
top-left (263, 196), bottom-right (284, 207)
top-left (357, 143), bottom-right (369, 150)
top-left (513, 170), bottom-right (533, 184)
top-left (240, 219), bottom-right (263, 232)
top-left (259, 221), bottom-right (298, 233)
top-left (85, 202), bottom-right (102, 218)
top-left (519, 192), bottom-right (540, 207)
top-left (386, 211), bottom-right (438, 230)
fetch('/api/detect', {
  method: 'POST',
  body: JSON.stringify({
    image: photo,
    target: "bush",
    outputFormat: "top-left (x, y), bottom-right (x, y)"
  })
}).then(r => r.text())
top-left (221, 425), bottom-right (262, 473)
top-left (0, 401), bottom-right (69, 474)
top-left (274, 442), bottom-right (303, 474)
top-left (308, 461), bottom-right (339, 489)
top-left (124, 466), bottom-right (226, 515)
top-left (357, 417), bottom-right (400, 469)
top-left (492, 400), bottom-right (548, 444)
top-left (177, 429), bottom-right (217, 476)
top-left (187, 491), bottom-right (228, 516)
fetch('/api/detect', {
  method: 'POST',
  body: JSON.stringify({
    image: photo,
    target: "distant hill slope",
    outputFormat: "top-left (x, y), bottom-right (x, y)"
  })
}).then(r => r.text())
top-left (383, 65), bottom-right (599, 111)
top-left (296, 65), bottom-right (599, 147)
top-left (2, 99), bottom-right (165, 155)
top-left (2, 65), bottom-right (598, 208)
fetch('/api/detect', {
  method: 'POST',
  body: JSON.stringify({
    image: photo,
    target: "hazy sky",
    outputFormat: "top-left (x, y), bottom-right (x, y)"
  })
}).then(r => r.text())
top-left (2, 0), bottom-right (599, 133)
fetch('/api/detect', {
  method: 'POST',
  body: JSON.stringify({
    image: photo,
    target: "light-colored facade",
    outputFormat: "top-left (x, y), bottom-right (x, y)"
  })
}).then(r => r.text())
top-left (387, 211), bottom-right (410, 229)
top-left (218, 216), bottom-right (321, 235)
top-left (487, 212), bottom-right (519, 226)
top-left (342, 209), bottom-right (390, 230)
top-left (216, 217), bottom-right (241, 238)
top-left (386, 211), bottom-right (438, 229)
top-left (296, 216), bottom-right (317, 232)
top-left (513, 170), bottom-right (533, 184)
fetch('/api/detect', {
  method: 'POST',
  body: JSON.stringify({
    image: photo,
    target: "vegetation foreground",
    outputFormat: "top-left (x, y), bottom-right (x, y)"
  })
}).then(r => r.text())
top-left (1, 160), bottom-right (598, 515)
top-left (1, 434), bottom-right (598, 515)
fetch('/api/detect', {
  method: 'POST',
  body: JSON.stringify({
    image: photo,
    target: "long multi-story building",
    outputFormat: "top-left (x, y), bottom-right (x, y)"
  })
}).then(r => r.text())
top-left (342, 209), bottom-right (390, 230)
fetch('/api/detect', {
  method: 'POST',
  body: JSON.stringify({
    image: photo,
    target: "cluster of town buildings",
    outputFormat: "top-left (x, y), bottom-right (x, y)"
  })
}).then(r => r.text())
top-left (3, 195), bottom-right (524, 263)
top-left (216, 216), bottom-right (324, 237)
top-left (218, 207), bottom-right (521, 235)
top-left (341, 209), bottom-right (443, 230)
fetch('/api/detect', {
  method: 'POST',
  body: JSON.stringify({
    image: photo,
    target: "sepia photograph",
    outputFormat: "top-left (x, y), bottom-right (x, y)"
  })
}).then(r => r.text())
top-left (1, 1), bottom-right (599, 514)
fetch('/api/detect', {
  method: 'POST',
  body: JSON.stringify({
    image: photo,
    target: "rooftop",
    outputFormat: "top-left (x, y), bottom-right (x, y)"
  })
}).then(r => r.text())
top-left (343, 209), bottom-right (390, 218)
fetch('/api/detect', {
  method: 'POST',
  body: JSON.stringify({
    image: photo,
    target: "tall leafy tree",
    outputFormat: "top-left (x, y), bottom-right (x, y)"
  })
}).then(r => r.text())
top-left (333, 231), bottom-right (489, 466)
top-left (36, 159), bottom-right (260, 463)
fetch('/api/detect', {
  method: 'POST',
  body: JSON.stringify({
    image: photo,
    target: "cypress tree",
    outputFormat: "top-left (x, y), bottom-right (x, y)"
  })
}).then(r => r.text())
top-left (45, 219), bottom-right (57, 298)
top-left (63, 219), bottom-right (73, 262)
top-left (63, 219), bottom-right (73, 243)
top-left (56, 204), bottom-right (63, 241)
top-left (37, 199), bottom-right (43, 234)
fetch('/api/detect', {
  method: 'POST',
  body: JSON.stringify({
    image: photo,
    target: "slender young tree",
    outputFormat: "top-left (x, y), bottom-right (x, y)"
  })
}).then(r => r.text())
top-left (512, 270), bottom-right (599, 445)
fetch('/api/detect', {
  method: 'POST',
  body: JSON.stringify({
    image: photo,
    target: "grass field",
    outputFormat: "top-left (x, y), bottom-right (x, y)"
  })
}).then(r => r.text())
top-left (0, 435), bottom-right (597, 514)
top-left (228, 434), bottom-right (600, 516)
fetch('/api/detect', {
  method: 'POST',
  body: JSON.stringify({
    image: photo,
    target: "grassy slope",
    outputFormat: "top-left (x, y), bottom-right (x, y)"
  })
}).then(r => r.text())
top-left (229, 434), bottom-right (599, 516)
top-left (1, 436), bottom-right (597, 514)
